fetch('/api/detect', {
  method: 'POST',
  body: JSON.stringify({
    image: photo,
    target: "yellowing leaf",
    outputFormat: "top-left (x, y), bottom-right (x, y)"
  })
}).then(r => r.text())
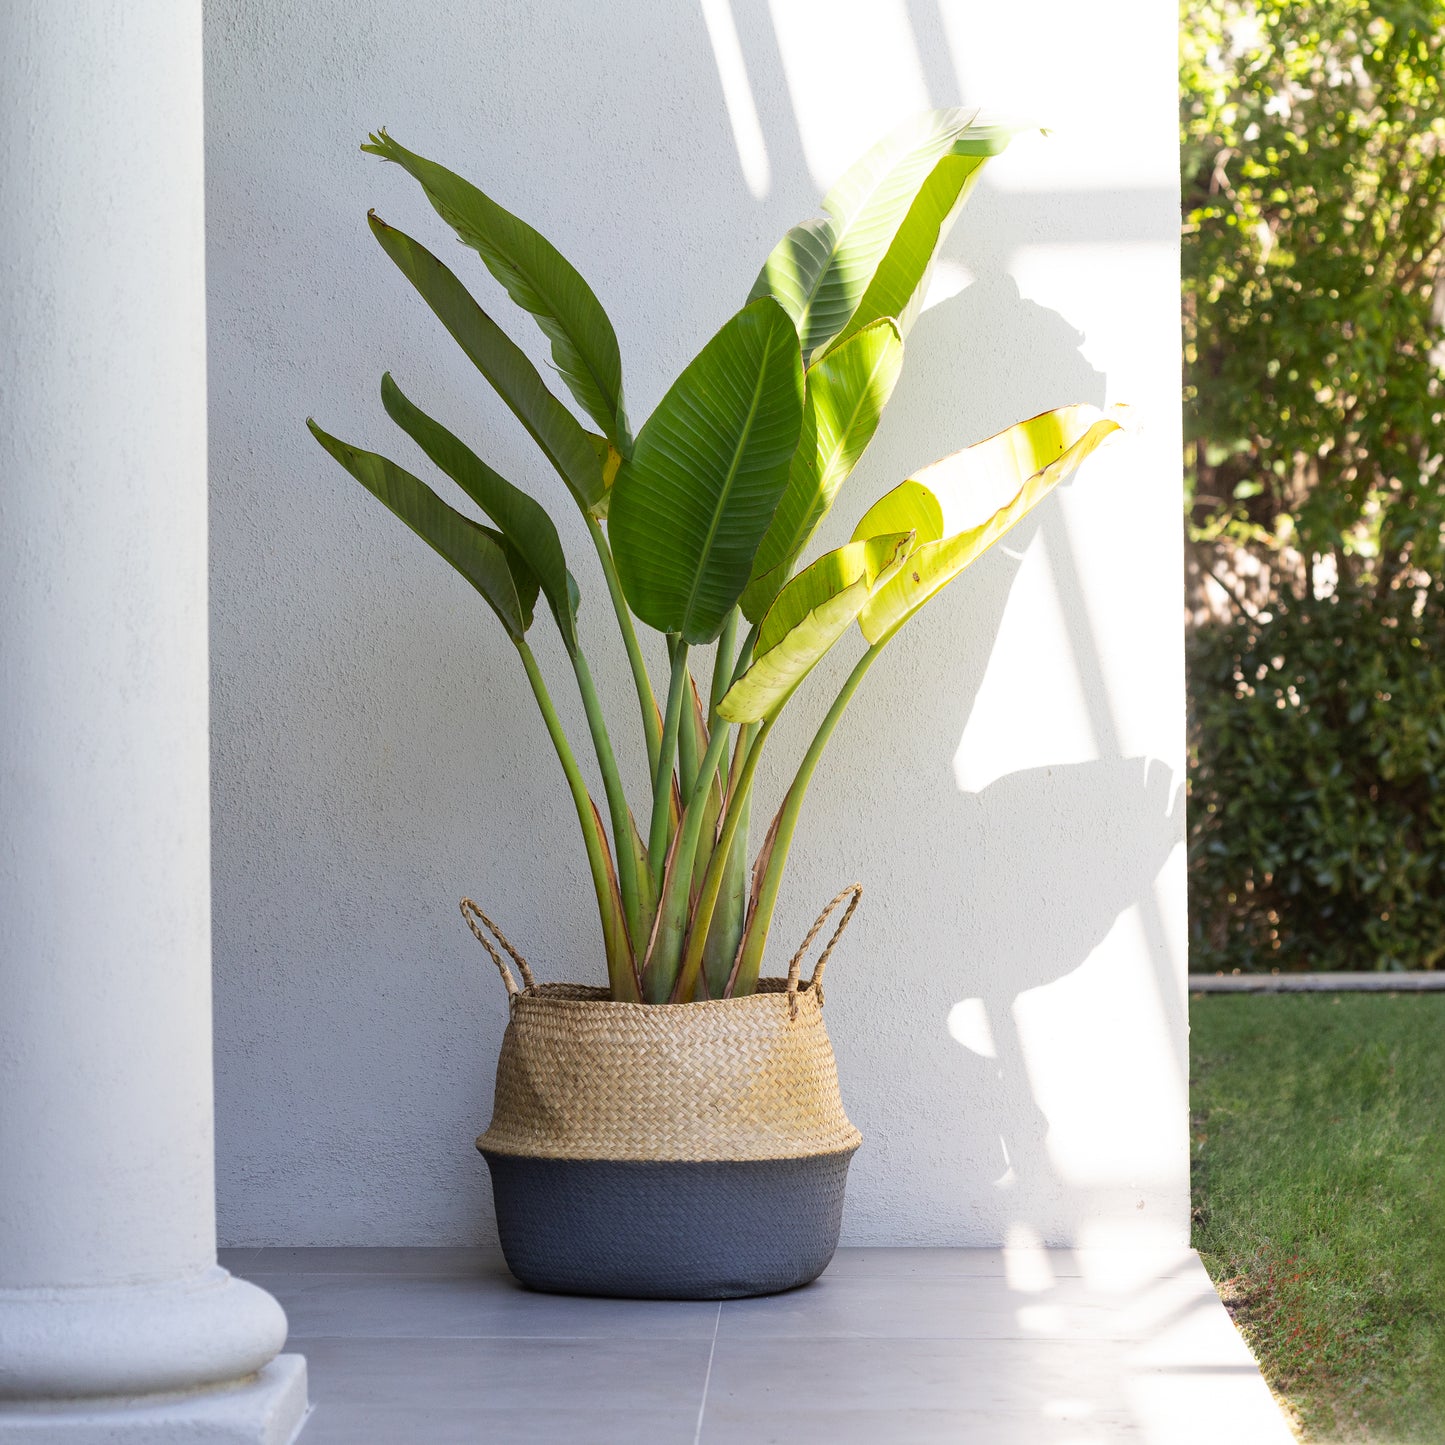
top-left (720, 533), bottom-right (912, 723)
top-left (850, 478), bottom-right (946, 547)
top-left (858, 405), bottom-right (1124, 644)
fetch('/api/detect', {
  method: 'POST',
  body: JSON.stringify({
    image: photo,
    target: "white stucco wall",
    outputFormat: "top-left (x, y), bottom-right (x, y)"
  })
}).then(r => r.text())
top-left (206, 0), bottom-right (1186, 1248)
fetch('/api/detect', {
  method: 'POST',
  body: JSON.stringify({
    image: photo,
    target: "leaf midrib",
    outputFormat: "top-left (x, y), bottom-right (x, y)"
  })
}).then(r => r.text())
top-left (395, 237), bottom-right (598, 503)
top-left (472, 215), bottom-right (622, 434)
top-left (388, 142), bottom-right (623, 436)
top-left (678, 351), bottom-right (773, 639)
top-left (795, 128), bottom-right (957, 343)
top-left (816, 330), bottom-right (897, 490)
top-left (767, 326), bottom-right (898, 574)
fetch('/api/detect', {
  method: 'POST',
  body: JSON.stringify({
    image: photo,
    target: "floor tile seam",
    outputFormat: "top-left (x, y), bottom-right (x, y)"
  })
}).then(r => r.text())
top-left (286, 1326), bottom-right (1171, 1344)
top-left (257, 1266), bottom-right (1056, 1277)
top-left (824, 1273), bottom-right (1018, 1281)
top-left (288, 1331), bottom-right (1172, 1342)
top-left (808, 1280), bottom-right (1187, 1292)
top-left (247, 1271), bottom-right (511, 1282)
top-left (711, 1330), bottom-right (1149, 1343)
top-left (298, 1408), bottom-right (708, 1417)
top-left (776, 1284), bottom-right (1197, 1294)
top-left (285, 1331), bottom-right (723, 1343)
top-left (256, 1265), bottom-right (1091, 1277)
top-left (692, 1303), bottom-right (722, 1445)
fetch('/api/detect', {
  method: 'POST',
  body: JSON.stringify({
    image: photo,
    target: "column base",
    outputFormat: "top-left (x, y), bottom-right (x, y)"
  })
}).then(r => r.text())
top-left (0, 1355), bottom-right (307, 1444)
top-left (0, 1269), bottom-right (288, 1399)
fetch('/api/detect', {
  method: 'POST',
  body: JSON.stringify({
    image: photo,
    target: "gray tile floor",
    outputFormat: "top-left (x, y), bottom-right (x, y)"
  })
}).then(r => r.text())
top-left (224, 1246), bottom-right (1295, 1444)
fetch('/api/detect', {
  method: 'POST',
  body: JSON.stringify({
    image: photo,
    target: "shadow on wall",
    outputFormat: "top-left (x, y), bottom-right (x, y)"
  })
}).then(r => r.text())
top-left (817, 266), bottom-right (1183, 1249)
top-left (717, 0), bottom-right (1184, 1254)
top-left (943, 759), bottom-right (1185, 1202)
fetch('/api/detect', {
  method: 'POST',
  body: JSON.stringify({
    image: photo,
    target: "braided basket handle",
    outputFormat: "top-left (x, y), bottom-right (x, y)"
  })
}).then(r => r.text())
top-left (460, 898), bottom-right (537, 1003)
top-left (786, 883), bottom-right (862, 1019)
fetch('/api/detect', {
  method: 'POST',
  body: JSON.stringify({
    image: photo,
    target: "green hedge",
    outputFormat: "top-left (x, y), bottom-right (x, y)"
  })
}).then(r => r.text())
top-left (1188, 586), bottom-right (1445, 972)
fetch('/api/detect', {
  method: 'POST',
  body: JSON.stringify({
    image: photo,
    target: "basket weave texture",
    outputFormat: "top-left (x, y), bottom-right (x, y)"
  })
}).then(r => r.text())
top-left (477, 979), bottom-right (862, 1164)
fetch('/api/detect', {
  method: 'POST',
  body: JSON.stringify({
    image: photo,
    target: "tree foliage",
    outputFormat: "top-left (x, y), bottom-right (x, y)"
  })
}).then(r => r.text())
top-left (1182, 0), bottom-right (1445, 589)
top-left (1183, 1), bottom-right (1445, 971)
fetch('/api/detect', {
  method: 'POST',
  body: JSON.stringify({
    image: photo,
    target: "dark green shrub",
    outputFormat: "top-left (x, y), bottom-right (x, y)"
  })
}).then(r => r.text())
top-left (1188, 586), bottom-right (1445, 972)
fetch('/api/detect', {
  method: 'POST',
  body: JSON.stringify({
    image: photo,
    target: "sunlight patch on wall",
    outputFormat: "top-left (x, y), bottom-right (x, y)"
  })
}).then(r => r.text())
top-left (952, 531), bottom-right (1098, 794)
top-left (700, 0), bottom-right (772, 198)
top-left (920, 257), bottom-right (975, 313)
top-left (765, 0), bottom-right (929, 186)
top-left (938, 0), bottom-right (1180, 192)
top-left (1009, 242), bottom-right (1177, 396)
top-left (1006, 241), bottom-right (1187, 772)
top-left (1012, 925), bottom-right (1187, 1194)
top-left (946, 996), bottom-right (997, 1058)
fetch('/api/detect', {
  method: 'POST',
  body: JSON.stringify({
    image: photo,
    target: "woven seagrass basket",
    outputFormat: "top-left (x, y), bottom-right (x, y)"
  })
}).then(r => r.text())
top-left (463, 887), bottom-right (864, 1300)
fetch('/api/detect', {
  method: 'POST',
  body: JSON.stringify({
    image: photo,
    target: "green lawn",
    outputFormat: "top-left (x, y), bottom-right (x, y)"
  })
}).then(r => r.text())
top-left (1191, 994), bottom-right (1445, 1443)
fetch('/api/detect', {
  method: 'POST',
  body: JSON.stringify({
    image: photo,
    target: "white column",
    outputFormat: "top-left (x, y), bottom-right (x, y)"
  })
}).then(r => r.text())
top-left (0, 3), bottom-right (306, 1437)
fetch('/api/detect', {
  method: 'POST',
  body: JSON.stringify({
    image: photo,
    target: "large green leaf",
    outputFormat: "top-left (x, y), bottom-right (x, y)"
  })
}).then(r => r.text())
top-left (363, 131), bottom-right (630, 450)
top-left (719, 532), bottom-right (912, 723)
top-left (367, 213), bottom-right (606, 513)
top-left (308, 420), bottom-right (538, 639)
top-left (751, 109), bottom-right (1015, 360)
top-left (835, 151), bottom-right (991, 347)
top-left (740, 319), bottom-right (905, 622)
top-left (856, 405), bottom-right (1124, 645)
top-left (380, 372), bottom-right (580, 654)
top-left (751, 216), bottom-right (832, 335)
top-left (609, 298), bottom-right (804, 645)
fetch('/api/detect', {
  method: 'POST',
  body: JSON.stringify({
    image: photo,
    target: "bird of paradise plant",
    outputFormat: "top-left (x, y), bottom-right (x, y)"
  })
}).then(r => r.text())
top-left (309, 109), bottom-right (1121, 1004)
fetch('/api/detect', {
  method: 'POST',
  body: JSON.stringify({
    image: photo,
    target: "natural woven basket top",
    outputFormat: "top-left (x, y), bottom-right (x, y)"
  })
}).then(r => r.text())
top-left (477, 979), bottom-right (862, 1164)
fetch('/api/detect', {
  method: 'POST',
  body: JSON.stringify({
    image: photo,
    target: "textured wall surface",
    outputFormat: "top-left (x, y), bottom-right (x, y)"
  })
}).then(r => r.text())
top-left (206, 0), bottom-right (1186, 1248)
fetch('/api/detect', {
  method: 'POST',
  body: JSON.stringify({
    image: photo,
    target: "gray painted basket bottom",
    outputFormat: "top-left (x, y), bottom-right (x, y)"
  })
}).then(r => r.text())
top-left (481, 1147), bottom-right (859, 1299)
